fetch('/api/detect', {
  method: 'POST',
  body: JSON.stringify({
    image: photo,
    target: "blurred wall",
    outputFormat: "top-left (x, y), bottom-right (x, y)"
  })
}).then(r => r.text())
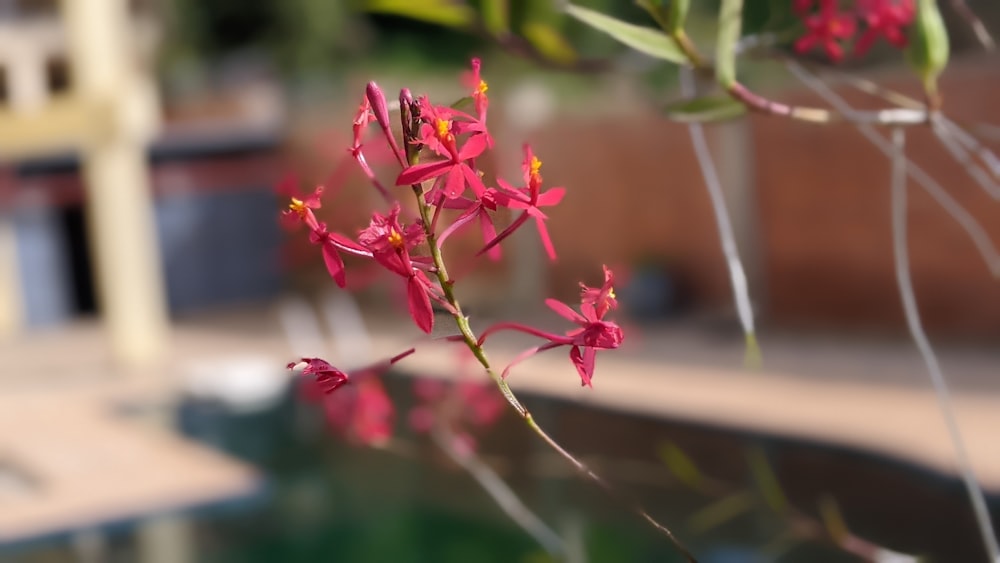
top-left (526, 57), bottom-right (1000, 338)
top-left (753, 56), bottom-right (1000, 338)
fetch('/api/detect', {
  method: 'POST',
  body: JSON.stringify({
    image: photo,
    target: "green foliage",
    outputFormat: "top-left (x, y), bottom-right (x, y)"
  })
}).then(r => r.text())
top-left (906, 0), bottom-right (950, 99)
top-left (657, 442), bottom-right (704, 490)
top-left (667, 0), bottom-right (691, 34)
top-left (715, 0), bottom-right (743, 87)
top-left (363, 0), bottom-right (477, 28)
top-left (481, 0), bottom-right (510, 37)
top-left (664, 95), bottom-right (747, 123)
top-left (687, 491), bottom-right (756, 534)
top-left (564, 4), bottom-right (686, 64)
top-left (747, 448), bottom-right (788, 514)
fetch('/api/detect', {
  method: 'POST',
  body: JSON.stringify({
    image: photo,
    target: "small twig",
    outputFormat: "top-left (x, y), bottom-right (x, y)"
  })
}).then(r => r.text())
top-left (930, 115), bottom-right (1000, 200)
top-left (888, 126), bottom-right (1000, 563)
top-left (403, 152), bottom-right (698, 561)
top-left (938, 116), bottom-right (1000, 181)
top-left (950, 0), bottom-right (996, 51)
top-left (680, 67), bottom-right (760, 366)
top-left (432, 427), bottom-right (566, 557)
top-left (665, 25), bottom-right (928, 126)
top-left (786, 60), bottom-right (1000, 279)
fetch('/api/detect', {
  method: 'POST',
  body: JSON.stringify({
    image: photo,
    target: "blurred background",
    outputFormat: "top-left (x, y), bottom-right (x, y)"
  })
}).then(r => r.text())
top-left (1, 0), bottom-right (999, 561)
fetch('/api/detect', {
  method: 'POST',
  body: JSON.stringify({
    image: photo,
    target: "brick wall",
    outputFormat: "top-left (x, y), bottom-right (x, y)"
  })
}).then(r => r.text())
top-left (525, 58), bottom-right (1000, 338)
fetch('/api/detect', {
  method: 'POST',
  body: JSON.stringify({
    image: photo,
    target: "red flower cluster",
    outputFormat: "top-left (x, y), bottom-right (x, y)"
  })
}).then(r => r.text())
top-left (282, 59), bottom-right (626, 445)
top-left (793, 0), bottom-right (915, 62)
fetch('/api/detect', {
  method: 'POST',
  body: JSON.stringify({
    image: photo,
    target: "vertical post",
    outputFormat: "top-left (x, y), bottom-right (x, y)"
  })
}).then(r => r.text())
top-left (503, 80), bottom-right (555, 312)
top-left (61, 0), bottom-right (168, 368)
top-left (0, 211), bottom-right (21, 339)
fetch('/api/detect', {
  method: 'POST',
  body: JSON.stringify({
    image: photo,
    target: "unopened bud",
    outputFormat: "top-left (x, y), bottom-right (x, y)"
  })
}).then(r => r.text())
top-left (905, 0), bottom-right (949, 109)
top-left (367, 82), bottom-right (404, 165)
top-left (366, 82), bottom-right (392, 134)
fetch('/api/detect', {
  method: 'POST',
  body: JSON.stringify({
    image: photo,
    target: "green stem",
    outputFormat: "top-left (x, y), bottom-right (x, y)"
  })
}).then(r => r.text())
top-left (407, 183), bottom-right (697, 562)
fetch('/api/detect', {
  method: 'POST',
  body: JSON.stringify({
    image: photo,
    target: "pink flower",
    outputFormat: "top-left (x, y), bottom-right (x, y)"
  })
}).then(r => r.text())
top-left (395, 98), bottom-right (489, 199)
top-left (289, 357), bottom-right (349, 394)
top-left (356, 203), bottom-right (437, 333)
top-left (580, 264), bottom-right (618, 320)
top-left (854, 0), bottom-right (914, 56)
top-left (479, 145), bottom-right (565, 260)
top-left (478, 267), bottom-right (624, 387)
top-left (290, 349), bottom-right (415, 447)
top-left (462, 57), bottom-right (490, 124)
top-left (436, 187), bottom-right (505, 260)
top-left (280, 179), bottom-right (324, 232)
top-left (308, 224), bottom-right (371, 288)
top-left (279, 180), bottom-right (371, 287)
top-left (794, 0), bottom-right (857, 62)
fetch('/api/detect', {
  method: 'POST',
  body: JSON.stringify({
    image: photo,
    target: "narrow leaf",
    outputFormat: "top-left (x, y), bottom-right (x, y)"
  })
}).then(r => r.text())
top-left (482, 0), bottom-right (509, 37)
top-left (747, 447), bottom-right (787, 514)
top-left (716, 0), bottom-right (743, 87)
top-left (657, 443), bottom-right (702, 490)
top-left (665, 96), bottom-right (747, 123)
top-left (635, 0), bottom-right (669, 29)
top-left (565, 3), bottom-right (685, 64)
top-left (817, 494), bottom-right (849, 544)
top-left (363, 0), bottom-right (474, 28)
top-left (522, 22), bottom-right (578, 66)
top-left (687, 491), bottom-right (755, 534)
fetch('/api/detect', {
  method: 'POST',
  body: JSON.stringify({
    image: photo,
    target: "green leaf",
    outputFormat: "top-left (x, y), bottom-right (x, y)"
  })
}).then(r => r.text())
top-left (522, 21), bottom-right (578, 65)
top-left (450, 95), bottom-right (474, 112)
top-left (635, 0), bottom-right (669, 30)
top-left (716, 0), bottom-right (743, 87)
top-left (687, 491), bottom-right (755, 534)
top-left (565, 3), bottom-right (685, 64)
top-left (667, 0), bottom-right (690, 33)
top-left (665, 96), bottom-right (747, 123)
top-left (817, 494), bottom-right (849, 543)
top-left (747, 447), bottom-right (787, 514)
top-left (657, 443), bottom-right (702, 489)
top-left (482, 0), bottom-right (509, 37)
top-left (363, 0), bottom-right (475, 28)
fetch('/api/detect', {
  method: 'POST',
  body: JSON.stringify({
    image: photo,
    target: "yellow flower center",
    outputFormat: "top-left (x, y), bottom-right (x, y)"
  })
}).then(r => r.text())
top-left (607, 287), bottom-right (616, 300)
top-left (476, 80), bottom-right (488, 96)
top-left (288, 197), bottom-right (306, 215)
top-left (435, 118), bottom-right (452, 141)
top-left (387, 228), bottom-right (404, 249)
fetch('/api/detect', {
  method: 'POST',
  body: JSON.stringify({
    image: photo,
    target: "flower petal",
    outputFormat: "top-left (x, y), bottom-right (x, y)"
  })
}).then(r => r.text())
top-left (569, 346), bottom-right (596, 387)
top-left (545, 298), bottom-right (587, 324)
top-left (396, 160), bottom-right (453, 186)
top-left (407, 275), bottom-right (435, 333)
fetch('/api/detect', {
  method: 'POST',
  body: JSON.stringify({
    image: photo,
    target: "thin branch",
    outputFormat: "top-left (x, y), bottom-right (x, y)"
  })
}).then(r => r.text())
top-left (888, 126), bottom-right (1000, 563)
top-left (930, 116), bottom-right (1000, 200)
top-left (680, 67), bottom-right (760, 366)
top-left (950, 0), bottom-right (996, 51)
top-left (432, 428), bottom-right (567, 557)
top-left (405, 166), bottom-right (698, 561)
top-left (785, 60), bottom-right (1000, 278)
top-left (938, 116), bottom-right (1000, 181)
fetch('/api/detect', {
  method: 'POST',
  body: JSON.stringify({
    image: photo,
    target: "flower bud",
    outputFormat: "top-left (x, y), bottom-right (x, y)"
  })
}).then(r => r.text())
top-left (366, 82), bottom-right (404, 165)
top-left (905, 0), bottom-right (949, 107)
